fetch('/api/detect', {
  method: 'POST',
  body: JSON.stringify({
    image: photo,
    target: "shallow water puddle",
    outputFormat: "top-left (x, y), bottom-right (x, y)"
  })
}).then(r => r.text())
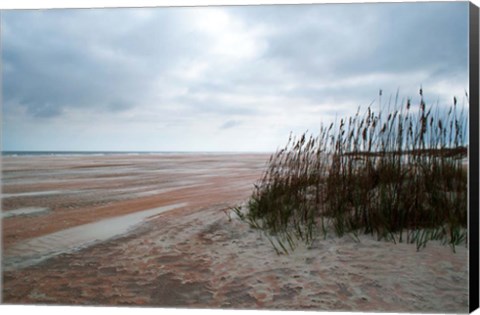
top-left (3, 202), bottom-right (188, 271)
top-left (2, 207), bottom-right (50, 218)
top-left (2, 190), bottom-right (81, 198)
top-left (130, 184), bottom-right (202, 198)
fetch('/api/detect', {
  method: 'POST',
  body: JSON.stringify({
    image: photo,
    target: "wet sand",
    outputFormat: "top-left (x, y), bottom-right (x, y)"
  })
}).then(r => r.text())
top-left (1, 154), bottom-right (469, 312)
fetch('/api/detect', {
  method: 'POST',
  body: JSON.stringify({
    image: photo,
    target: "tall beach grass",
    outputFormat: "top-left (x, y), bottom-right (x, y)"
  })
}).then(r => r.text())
top-left (235, 90), bottom-right (468, 253)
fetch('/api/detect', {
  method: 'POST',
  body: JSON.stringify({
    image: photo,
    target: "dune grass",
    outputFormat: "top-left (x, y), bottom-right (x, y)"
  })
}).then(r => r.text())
top-left (234, 90), bottom-right (468, 254)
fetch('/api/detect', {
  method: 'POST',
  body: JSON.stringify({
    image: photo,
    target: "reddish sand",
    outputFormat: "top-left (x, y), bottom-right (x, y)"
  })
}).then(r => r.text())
top-left (2, 154), bottom-right (267, 247)
top-left (1, 154), bottom-right (469, 312)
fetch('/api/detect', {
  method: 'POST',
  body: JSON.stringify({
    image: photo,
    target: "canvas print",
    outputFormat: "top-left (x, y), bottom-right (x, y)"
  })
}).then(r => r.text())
top-left (1, 1), bottom-right (477, 313)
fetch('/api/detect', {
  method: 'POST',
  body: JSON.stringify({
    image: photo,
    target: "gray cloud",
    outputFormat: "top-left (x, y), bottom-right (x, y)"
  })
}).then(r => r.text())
top-left (2, 8), bottom-right (208, 117)
top-left (238, 3), bottom-right (468, 78)
top-left (226, 2), bottom-right (468, 108)
top-left (220, 120), bottom-right (242, 130)
top-left (1, 3), bottom-right (470, 151)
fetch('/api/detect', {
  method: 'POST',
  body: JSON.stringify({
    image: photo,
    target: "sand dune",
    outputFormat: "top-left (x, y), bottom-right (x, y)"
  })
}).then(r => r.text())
top-left (1, 154), bottom-right (469, 312)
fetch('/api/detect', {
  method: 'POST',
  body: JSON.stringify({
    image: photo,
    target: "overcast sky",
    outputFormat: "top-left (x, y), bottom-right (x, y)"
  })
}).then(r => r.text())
top-left (1, 2), bottom-right (469, 152)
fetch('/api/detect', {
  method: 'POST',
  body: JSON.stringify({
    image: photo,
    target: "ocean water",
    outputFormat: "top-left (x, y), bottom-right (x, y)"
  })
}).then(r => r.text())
top-left (2, 151), bottom-right (210, 157)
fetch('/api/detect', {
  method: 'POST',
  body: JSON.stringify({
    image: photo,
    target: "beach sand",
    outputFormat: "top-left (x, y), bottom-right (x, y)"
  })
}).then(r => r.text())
top-left (1, 154), bottom-right (469, 312)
